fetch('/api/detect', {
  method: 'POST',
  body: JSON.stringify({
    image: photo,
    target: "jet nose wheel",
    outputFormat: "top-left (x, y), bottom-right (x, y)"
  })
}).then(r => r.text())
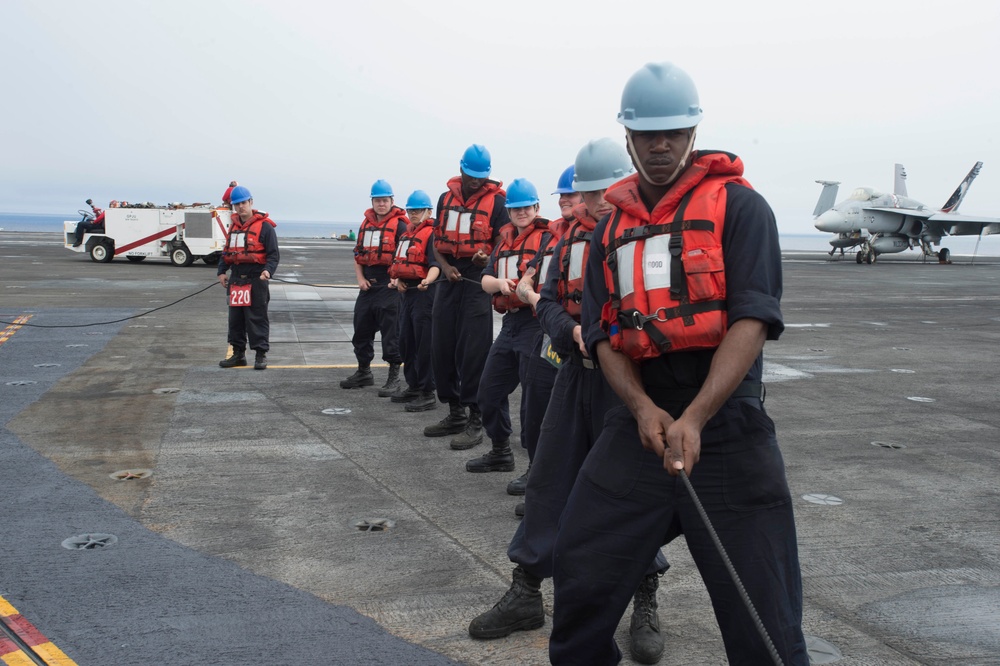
top-left (856, 251), bottom-right (864, 264)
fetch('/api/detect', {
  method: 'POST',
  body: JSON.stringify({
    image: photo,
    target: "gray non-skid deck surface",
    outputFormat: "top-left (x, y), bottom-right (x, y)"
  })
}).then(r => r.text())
top-left (1, 232), bottom-right (998, 664)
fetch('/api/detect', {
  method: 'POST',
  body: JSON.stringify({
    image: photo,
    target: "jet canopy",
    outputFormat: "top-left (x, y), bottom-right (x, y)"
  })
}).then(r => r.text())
top-left (849, 187), bottom-right (880, 201)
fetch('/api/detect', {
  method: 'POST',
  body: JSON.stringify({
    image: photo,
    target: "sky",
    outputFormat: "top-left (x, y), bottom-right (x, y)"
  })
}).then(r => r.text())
top-left (2, 0), bottom-right (1000, 235)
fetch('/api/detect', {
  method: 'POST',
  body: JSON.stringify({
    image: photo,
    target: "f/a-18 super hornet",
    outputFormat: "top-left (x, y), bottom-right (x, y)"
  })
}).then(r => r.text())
top-left (813, 162), bottom-right (1000, 263)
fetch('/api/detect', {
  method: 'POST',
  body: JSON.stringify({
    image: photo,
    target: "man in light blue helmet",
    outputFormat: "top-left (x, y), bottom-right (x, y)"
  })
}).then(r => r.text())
top-left (423, 144), bottom-right (511, 447)
top-left (550, 62), bottom-right (807, 665)
top-left (468, 140), bottom-right (668, 665)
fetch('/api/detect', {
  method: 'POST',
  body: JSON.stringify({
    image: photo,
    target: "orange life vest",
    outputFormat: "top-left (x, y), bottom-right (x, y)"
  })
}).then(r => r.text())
top-left (355, 206), bottom-right (407, 267)
top-left (224, 211), bottom-right (274, 265)
top-left (534, 231), bottom-right (560, 295)
top-left (556, 203), bottom-right (599, 321)
top-left (549, 216), bottom-right (571, 241)
top-left (599, 151), bottom-right (750, 361)
top-left (389, 217), bottom-right (435, 281)
top-left (492, 218), bottom-right (549, 314)
top-left (435, 177), bottom-right (505, 258)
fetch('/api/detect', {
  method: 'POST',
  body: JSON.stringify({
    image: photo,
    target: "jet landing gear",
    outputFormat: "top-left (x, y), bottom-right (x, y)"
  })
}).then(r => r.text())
top-left (856, 248), bottom-right (876, 264)
top-left (938, 247), bottom-right (951, 264)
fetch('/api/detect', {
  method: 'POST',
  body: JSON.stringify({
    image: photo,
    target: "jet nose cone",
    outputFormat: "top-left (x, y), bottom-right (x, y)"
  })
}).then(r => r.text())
top-left (815, 209), bottom-right (847, 233)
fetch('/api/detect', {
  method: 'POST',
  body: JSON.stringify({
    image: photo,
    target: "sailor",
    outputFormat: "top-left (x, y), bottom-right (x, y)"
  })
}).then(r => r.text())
top-left (341, 180), bottom-right (408, 394)
top-left (549, 62), bottom-right (808, 665)
top-left (549, 165), bottom-right (582, 240)
top-left (423, 145), bottom-right (511, 444)
top-left (72, 199), bottom-right (108, 247)
top-left (217, 186), bottom-right (279, 371)
top-left (467, 140), bottom-right (669, 665)
top-left (387, 190), bottom-right (440, 413)
top-left (463, 178), bottom-right (557, 477)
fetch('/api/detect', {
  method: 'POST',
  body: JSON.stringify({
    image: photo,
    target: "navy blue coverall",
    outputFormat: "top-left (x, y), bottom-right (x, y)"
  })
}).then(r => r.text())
top-left (217, 217), bottom-right (279, 354)
top-left (507, 230), bottom-right (668, 579)
top-left (430, 189), bottom-right (509, 409)
top-left (549, 183), bottom-right (808, 665)
top-left (352, 216), bottom-right (407, 367)
top-left (477, 233), bottom-right (557, 457)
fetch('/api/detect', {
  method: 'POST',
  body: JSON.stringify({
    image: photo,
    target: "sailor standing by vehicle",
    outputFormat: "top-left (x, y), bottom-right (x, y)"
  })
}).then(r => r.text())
top-left (217, 186), bottom-right (279, 371)
top-left (387, 190), bottom-right (440, 413)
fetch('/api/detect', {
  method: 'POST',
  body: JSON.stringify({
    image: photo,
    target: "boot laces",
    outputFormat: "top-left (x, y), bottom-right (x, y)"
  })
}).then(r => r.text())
top-left (632, 575), bottom-right (658, 626)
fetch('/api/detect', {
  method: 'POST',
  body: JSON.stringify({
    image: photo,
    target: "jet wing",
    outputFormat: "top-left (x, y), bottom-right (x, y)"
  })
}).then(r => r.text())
top-left (925, 213), bottom-right (1000, 236)
top-left (866, 206), bottom-right (933, 218)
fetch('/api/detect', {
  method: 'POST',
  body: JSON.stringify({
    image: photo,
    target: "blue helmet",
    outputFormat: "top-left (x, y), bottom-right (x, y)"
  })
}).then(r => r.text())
top-left (460, 144), bottom-right (492, 178)
top-left (552, 165), bottom-right (576, 194)
top-left (505, 178), bottom-right (540, 208)
top-left (229, 186), bottom-right (252, 204)
top-left (405, 190), bottom-right (433, 210)
top-left (370, 179), bottom-right (394, 198)
top-left (617, 62), bottom-right (702, 131)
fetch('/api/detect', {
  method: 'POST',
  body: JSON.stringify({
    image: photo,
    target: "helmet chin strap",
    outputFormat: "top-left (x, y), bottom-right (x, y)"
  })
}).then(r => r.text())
top-left (627, 128), bottom-right (698, 188)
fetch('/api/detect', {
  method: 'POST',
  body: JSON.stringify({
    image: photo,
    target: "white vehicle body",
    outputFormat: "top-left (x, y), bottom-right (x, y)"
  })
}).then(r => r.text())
top-left (64, 206), bottom-right (232, 266)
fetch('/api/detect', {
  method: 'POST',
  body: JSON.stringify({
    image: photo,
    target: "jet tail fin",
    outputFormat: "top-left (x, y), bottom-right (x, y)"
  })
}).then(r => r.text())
top-left (894, 163), bottom-right (908, 196)
top-left (813, 180), bottom-right (840, 217)
top-left (940, 161), bottom-right (983, 213)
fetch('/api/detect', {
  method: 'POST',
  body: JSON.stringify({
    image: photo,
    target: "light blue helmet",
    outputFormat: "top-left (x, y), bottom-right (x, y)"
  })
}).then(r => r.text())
top-left (370, 179), bottom-right (394, 198)
top-left (573, 139), bottom-right (635, 192)
top-left (617, 62), bottom-right (702, 131)
top-left (552, 165), bottom-right (576, 194)
top-left (229, 186), bottom-right (252, 204)
top-left (505, 178), bottom-right (540, 208)
top-left (460, 144), bottom-right (492, 178)
top-left (405, 190), bottom-right (433, 210)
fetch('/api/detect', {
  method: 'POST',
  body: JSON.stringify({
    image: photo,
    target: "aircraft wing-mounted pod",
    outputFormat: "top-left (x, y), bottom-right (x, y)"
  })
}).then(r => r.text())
top-left (813, 162), bottom-right (1000, 264)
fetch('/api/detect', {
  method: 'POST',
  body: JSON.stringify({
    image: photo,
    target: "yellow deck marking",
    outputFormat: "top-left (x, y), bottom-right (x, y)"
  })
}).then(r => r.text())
top-left (0, 315), bottom-right (31, 346)
top-left (0, 593), bottom-right (77, 665)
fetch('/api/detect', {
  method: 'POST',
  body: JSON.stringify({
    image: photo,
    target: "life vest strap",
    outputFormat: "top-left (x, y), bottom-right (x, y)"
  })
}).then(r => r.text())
top-left (618, 300), bottom-right (726, 335)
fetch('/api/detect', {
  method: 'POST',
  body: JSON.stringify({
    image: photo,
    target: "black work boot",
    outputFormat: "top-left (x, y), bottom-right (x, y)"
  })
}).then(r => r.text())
top-left (253, 350), bottom-right (267, 370)
top-left (629, 573), bottom-right (665, 664)
top-left (468, 565), bottom-right (544, 639)
top-left (466, 439), bottom-right (515, 473)
top-left (506, 463), bottom-right (531, 496)
top-left (514, 502), bottom-right (524, 518)
top-left (423, 401), bottom-right (467, 437)
top-left (377, 363), bottom-right (402, 397)
top-left (340, 366), bottom-right (373, 389)
top-left (405, 391), bottom-right (437, 412)
top-left (389, 386), bottom-right (420, 403)
top-left (449, 407), bottom-right (483, 450)
top-left (219, 350), bottom-right (246, 368)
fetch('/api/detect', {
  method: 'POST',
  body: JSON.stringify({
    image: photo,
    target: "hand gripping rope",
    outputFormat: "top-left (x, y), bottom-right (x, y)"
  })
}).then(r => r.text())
top-left (679, 469), bottom-right (784, 666)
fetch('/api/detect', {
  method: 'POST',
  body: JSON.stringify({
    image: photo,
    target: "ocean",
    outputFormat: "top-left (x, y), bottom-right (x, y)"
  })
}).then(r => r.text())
top-left (0, 211), bottom-right (355, 240)
top-left (3, 211), bottom-right (999, 255)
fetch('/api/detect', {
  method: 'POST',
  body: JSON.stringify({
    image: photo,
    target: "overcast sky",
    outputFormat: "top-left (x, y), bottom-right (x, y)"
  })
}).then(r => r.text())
top-left (2, 0), bottom-right (999, 234)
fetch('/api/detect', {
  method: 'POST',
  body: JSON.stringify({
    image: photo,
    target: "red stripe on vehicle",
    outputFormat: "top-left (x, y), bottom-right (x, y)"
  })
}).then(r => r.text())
top-left (115, 225), bottom-right (185, 255)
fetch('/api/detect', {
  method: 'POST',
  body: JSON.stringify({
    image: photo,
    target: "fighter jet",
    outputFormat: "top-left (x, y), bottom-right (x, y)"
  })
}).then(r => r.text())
top-left (813, 162), bottom-right (1000, 263)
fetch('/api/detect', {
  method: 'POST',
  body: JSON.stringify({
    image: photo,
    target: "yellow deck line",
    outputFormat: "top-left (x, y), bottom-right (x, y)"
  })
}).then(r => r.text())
top-left (0, 594), bottom-right (77, 665)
